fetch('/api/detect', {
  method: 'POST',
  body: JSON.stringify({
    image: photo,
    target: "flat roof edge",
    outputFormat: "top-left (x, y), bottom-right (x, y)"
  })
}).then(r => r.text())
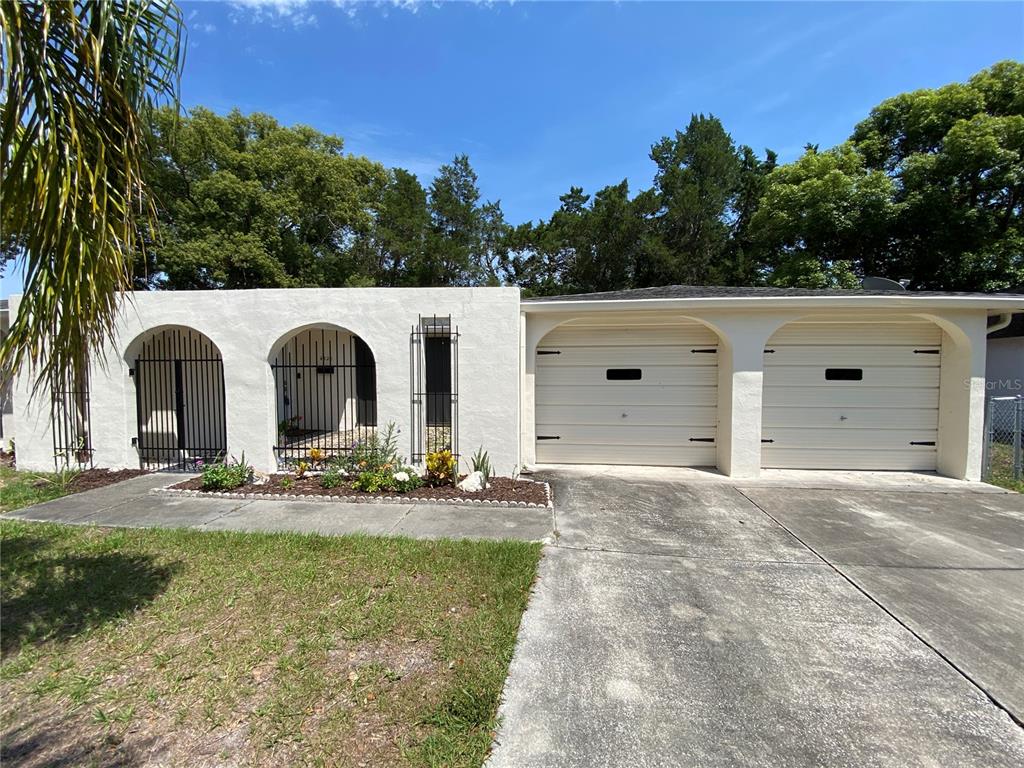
top-left (520, 295), bottom-right (1024, 312)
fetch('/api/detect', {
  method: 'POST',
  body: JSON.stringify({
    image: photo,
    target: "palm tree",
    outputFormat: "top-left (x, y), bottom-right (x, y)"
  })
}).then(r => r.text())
top-left (0, 0), bottom-right (184, 398)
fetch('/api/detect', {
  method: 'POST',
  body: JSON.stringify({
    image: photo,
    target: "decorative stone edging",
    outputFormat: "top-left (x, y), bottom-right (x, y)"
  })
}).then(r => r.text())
top-left (153, 479), bottom-right (553, 510)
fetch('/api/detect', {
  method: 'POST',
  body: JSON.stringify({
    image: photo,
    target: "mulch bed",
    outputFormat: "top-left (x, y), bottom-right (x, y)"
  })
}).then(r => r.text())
top-left (64, 468), bottom-right (150, 493)
top-left (168, 474), bottom-right (550, 507)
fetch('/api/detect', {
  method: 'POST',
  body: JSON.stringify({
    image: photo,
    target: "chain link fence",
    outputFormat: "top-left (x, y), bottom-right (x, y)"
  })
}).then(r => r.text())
top-left (983, 395), bottom-right (1023, 486)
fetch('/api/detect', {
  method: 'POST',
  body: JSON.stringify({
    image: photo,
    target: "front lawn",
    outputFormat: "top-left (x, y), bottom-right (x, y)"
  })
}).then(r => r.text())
top-left (0, 521), bottom-right (541, 767)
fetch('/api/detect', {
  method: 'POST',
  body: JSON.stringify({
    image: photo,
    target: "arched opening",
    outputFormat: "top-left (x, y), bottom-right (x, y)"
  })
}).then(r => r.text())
top-left (532, 312), bottom-right (723, 467)
top-left (761, 314), bottom-right (944, 471)
top-left (270, 324), bottom-right (377, 468)
top-left (127, 326), bottom-right (227, 471)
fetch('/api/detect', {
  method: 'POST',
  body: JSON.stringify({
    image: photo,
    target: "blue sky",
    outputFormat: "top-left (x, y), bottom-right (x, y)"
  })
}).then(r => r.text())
top-left (2, 1), bottom-right (1021, 297)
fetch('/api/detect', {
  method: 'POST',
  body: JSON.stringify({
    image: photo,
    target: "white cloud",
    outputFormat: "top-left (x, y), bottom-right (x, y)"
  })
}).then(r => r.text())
top-left (227, 1), bottom-right (493, 28)
top-left (230, 0), bottom-right (317, 27)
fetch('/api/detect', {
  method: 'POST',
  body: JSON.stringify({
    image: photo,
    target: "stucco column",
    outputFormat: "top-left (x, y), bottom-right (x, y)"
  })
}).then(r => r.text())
top-left (711, 316), bottom-right (784, 479)
top-left (931, 311), bottom-right (988, 481)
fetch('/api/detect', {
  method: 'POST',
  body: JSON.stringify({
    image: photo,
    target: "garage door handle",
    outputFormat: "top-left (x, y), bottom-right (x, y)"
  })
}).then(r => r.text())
top-left (761, 439), bottom-right (775, 443)
top-left (689, 437), bottom-right (715, 443)
top-left (537, 350), bottom-right (561, 355)
top-left (691, 348), bottom-right (717, 353)
top-left (909, 441), bottom-right (936, 446)
top-left (913, 349), bottom-right (940, 355)
top-left (537, 435), bottom-right (561, 440)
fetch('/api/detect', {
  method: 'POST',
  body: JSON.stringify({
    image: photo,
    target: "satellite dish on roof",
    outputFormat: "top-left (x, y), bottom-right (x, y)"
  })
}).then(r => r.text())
top-left (861, 276), bottom-right (906, 292)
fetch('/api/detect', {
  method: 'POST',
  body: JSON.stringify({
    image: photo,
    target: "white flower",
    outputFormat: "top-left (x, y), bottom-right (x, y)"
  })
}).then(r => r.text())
top-left (393, 471), bottom-right (410, 482)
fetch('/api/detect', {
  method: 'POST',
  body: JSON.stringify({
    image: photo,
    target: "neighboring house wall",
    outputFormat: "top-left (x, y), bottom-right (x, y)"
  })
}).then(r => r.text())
top-left (986, 337), bottom-right (1024, 399)
top-left (12, 288), bottom-right (521, 474)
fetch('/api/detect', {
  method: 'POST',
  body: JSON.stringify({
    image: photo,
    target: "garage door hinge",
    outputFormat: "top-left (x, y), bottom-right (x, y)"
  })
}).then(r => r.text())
top-left (537, 435), bottom-right (561, 440)
top-left (913, 349), bottom-right (940, 354)
top-left (537, 350), bottom-right (561, 355)
top-left (761, 439), bottom-right (775, 443)
top-left (763, 349), bottom-right (775, 354)
top-left (689, 437), bottom-right (715, 443)
top-left (690, 348), bottom-right (717, 353)
top-left (909, 441), bottom-right (936, 446)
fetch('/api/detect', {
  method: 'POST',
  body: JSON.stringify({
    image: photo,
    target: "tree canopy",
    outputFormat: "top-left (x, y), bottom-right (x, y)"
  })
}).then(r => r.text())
top-left (143, 60), bottom-right (1023, 295)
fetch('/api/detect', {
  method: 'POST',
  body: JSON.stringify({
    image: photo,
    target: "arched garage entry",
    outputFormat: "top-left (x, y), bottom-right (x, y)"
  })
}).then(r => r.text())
top-left (128, 326), bottom-right (227, 470)
top-left (270, 325), bottom-right (377, 467)
top-left (761, 316), bottom-right (942, 471)
top-left (535, 314), bottom-right (720, 466)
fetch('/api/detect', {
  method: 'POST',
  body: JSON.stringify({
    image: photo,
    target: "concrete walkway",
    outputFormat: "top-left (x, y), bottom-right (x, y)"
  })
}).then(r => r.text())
top-left (488, 466), bottom-right (1024, 768)
top-left (1, 473), bottom-right (554, 542)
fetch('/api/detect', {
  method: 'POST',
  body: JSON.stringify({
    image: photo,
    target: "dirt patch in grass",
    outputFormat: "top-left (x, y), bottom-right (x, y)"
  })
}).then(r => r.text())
top-left (65, 468), bottom-right (150, 492)
top-left (1, 521), bottom-right (541, 767)
top-left (171, 474), bottom-right (550, 506)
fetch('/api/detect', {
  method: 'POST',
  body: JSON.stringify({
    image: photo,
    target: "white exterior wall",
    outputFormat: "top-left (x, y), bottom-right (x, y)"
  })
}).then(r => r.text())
top-left (12, 287), bottom-right (521, 475)
top-left (523, 306), bottom-right (994, 481)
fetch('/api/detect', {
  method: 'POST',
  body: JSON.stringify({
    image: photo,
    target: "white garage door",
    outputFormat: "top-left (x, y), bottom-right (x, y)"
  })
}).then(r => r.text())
top-left (535, 321), bottom-right (718, 466)
top-left (762, 320), bottom-right (941, 470)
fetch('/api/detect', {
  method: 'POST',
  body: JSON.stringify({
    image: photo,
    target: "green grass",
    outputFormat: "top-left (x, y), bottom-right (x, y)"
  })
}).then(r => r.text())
top-left (0, 466), bottom-right (80, 513)
top-left (0, 521), bottom-right (541, 767)
top-left (986, 442), bottom-right (1024, 493)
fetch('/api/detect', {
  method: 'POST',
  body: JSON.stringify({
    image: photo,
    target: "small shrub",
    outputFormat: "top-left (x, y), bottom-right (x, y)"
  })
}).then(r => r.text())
top-left (391, 468), bottom-right (423, 493)
top-left (469, 447), bottom-right (492, 489)
top-left (320, 469), bottom-right (345, 489)
top-left (351, 466), bottom-right (423, 494)
top-left (280, 477), bottom-right (293, 490)
top-left (340, 423), bottom-right (401, 476)
top-left (425, 450), bottom-right (456, 486)
top-left (294, 461), bottom-right (310, 479)
top-left (201, 453), bottom-right (254, 491)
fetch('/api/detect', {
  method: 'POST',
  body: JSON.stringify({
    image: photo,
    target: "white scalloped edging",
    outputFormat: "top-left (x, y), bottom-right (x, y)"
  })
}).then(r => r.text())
top-left (153, 478), bottom-right (553, 510)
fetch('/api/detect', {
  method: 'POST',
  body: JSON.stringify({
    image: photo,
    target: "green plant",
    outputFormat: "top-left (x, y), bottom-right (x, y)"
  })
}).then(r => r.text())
top-left (339, 422), bottom-right (401, 476)
top-left (201, 453), bottom-right (254, 491)
top-left (280, 477), bottom-right (293, 490)
top-left (351, 466), bottom-right (422, 494)
top-left (469, 447), bottom-right (493, 489)
top-left (319, 469), bottom-right (344, 489)
top-left (425, 450), bottom-right (456, 487)
top-left (294, 460), bottom-right (309, 479)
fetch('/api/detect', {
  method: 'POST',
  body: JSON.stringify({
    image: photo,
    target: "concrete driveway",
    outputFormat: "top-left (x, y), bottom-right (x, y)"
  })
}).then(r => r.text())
top-left (488, 467), bottom-right (1024, 768)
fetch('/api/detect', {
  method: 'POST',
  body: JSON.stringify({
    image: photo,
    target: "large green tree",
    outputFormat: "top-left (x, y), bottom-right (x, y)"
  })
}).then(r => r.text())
top-left (750, 144), bottom-right (896, 288)
top-left (754, 60), bottom-right (1023, 291)
top-left (646, 114), bottom-right (743, 285)
top-left (142, 107), bottom-right (388, 289)
top-left (416, 154), bottom-right (507, 286)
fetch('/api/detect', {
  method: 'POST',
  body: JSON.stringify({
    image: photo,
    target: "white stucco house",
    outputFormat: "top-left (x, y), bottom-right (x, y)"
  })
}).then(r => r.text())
top-left (10, 284), bottom-right (1024, 482)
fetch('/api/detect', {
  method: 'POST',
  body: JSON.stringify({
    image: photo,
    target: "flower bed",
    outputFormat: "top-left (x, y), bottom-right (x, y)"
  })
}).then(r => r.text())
top-left (165, 474), bottom-right (551, 508)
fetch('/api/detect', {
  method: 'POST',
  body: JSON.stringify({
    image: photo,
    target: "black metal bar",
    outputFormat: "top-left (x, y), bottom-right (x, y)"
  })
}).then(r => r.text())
top-left (689, 437), bottom-right (716, 443)
top-left (690, 348), bottom-right (717, 354)
top-left (537, 350), bottom-right (561, 355)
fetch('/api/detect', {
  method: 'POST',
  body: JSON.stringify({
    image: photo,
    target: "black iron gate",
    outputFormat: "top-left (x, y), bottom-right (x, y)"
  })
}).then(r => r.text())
top-left (132, 327), bottom-right (227, 471)
top-left (410, 315), bottom-right (459, 463)
top-left (52, 369), bottom-right (93, 471)
top-left (271, 327), bottom-right (377, 467)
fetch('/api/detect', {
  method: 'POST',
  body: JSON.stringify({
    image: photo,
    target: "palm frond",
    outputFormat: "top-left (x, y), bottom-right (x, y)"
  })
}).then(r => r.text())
top-left (0, 0), bottom-right (184, 396)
